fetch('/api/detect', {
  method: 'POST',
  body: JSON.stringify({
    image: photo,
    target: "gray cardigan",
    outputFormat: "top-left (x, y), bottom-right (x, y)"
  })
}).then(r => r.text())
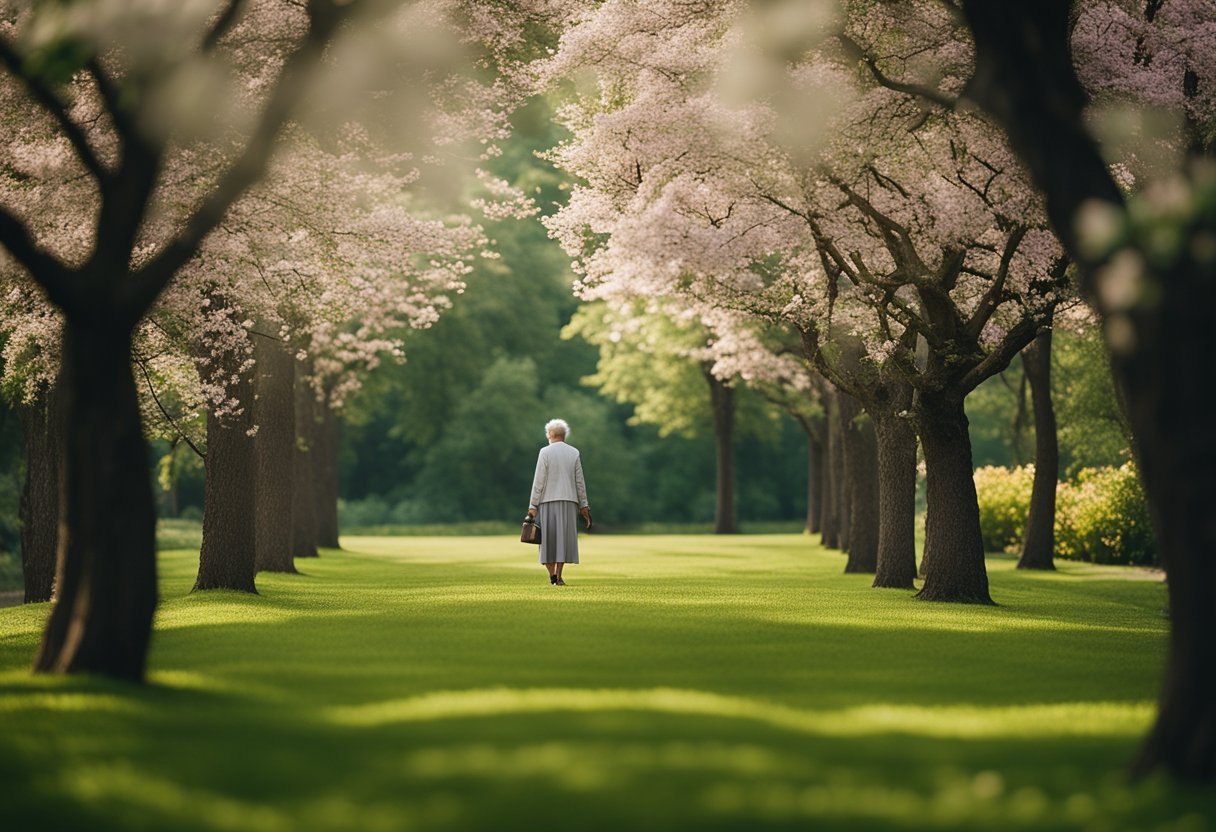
top-left (528, 441), bottom-right (589, 509)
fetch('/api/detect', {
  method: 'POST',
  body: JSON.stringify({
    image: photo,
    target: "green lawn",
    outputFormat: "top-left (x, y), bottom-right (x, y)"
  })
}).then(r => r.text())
top-left (0, 534), bottom-right (1210, 831)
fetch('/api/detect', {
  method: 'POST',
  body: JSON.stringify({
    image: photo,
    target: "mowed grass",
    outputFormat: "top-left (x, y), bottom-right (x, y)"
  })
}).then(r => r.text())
top-left (0, 534), bottom-right (1211, 831)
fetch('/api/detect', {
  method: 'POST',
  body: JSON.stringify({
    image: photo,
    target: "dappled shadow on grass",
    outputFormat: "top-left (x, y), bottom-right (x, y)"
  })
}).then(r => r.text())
top-left (0, 679), bottom-right (1210, 832)
top-left (0, 535), bottom-right (1198, 831)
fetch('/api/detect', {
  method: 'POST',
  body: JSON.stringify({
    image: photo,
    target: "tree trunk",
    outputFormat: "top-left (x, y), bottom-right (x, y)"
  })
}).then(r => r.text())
top-left (819, 393), bottom-right (841, 549)
top-left (962, 3), bottom-right (1216, 778)
top-left (836, 393), bottom-right (854, 553)
top-left (872, 413), bottom-right (918, 589)
top-left (1010, 370), bottom-right (1029, 466)
top-left (18, 385), bottom-right (61, 604)
top-left (312, 400), bottom-right (341, 549)
top-left (840, 396), bottom-right (879, 573)
top-left (291, 358), bottom-right (318, 559)
top-left (916, 391), bottom-right (992, 604)
top-left (195, 349), bottom-right (258, 594)
top-left (33, 321), bottom-right (158, 681)
top-left (1123, 268), bottom-right (1216, 781)
top-left (707, 372), bottom-right (737, 534)
top-left (1019, 329), bottom-right (1057, 570)
top-left (804, 424), bottom-right (823, 535)
top-left (253, 336), bottom-right (297, 574)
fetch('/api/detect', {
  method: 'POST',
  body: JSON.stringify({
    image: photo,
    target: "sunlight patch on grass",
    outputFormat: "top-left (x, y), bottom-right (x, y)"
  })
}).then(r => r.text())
top-left (402, 740), bottom-right (808, 786)
top-left (61, 762), bottom-right (294, 832)
top-left (60, 761), bottom-right (464, 832)
top-left (0, 691), bottom-right (140, 716)
top-left (0, 534), bottom-right (1191, 832)
top-left (152, 597), bottom-right (306, 632)
top-left (328, 686), bottom-right (1154, 739)
top-left (147, 669), bottom-right (288, 702)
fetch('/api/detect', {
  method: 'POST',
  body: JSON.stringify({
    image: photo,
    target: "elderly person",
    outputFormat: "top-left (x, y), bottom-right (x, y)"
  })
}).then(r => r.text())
top-left (527, 418), bottom-right (592, 585)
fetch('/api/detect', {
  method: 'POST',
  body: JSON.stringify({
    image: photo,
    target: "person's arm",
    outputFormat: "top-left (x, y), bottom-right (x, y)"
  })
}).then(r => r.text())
top-left (575, 453), bottom-right (588, 509)
top-left (575, 454), bottom-right (592, 528)
top-left (528, 451), bottom-right (548, 517)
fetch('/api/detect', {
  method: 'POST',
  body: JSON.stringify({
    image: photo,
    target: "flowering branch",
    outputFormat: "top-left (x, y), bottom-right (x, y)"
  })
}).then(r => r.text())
top-left (0, 36), bottom-right (110, 185)
top-left (0, 205), bottom-right (77, 309)
top-left (126, 0), bottom-right (358, 322)
top-left (836, 32), bottom-right (958, 111)
top-left (133, 353), bottom-right (206, 460)
top-left (964, 225), bottom-right (1027, 340)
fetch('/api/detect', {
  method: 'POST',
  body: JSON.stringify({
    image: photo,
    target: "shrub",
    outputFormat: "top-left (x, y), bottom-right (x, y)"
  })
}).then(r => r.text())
top-left (339, 496), bottom-right (434, 529)
top-left (973, 465), bottom-right (1034, 553)
top-left (973, 461), bottom-right (1155, 565)
top-left (1054, 463), bottom-right (1156, 565)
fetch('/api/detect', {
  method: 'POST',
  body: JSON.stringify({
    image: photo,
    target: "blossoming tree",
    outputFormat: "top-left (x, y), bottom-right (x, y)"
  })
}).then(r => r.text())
top-left (956, 0), bottom-right (1216, 785)
top-left (536, 0), bottom-right (1068, 601)
top-left (0, 0), bottom-right (518, 681)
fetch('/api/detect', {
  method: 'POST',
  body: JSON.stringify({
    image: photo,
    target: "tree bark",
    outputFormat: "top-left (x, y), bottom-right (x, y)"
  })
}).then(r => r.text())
top-left (1018, 329), bottom-right (1057, 570)
top-left (291, 358), bottom-right (318, 559)
top-left (839, 395), bottom-right (879, 573)
top-left (961, 1), bottom-right (1215, 779)
top-left (707, 371), bottom-right (737, 534)
top-left (804, 423), bottom-right (823, 535)
top-left (195, 349), bottom-right (258, 594)
top-left (872, 413), bottom-right (918, 589)
top-left (17, 384), bottom-right (61, 604)
top-left (836, 393), bottom-right (854, 554)
top-left (915, 391), bottom-right (992, 604)
top-left (33, 322), bottom-right (158, 681)
top-left (253, 336), bottom-right (297, 574)
top-left (819, 392), bottom-right (841, 549)
top-left (312, 400), bottom-right (341, 549)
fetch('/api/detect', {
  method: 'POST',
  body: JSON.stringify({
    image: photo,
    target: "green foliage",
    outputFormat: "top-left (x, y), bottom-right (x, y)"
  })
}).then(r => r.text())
top-left (154, 518), bottom-right (203, 553)
top-left (0, 537), bottom-right (1199, 830)
top-left (1055, 463), bottom-right (1156, 566)
top-left (20, 28), bottom-right (94, 86)
top-left (973, 465), bottom-right (1035, 552)
top-left (966, 368), bottom-right (1031, 468)
top-left (0, 397), bottom-right (22, 560)
top-left (414, 355), bottom-right (547, 522)
top-left (974, 463), bottom-right (1156, 564)
top-left (965, 328), bottom-right (1132, 475)
top-left (1054, 327), bottom-right (1132, 475)
top-left (563, 301), bottom-right (714, 438)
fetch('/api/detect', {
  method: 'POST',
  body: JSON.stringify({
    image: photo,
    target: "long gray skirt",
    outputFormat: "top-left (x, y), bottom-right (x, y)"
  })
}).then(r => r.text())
top-left (537, 500), bottom-right (579, 564)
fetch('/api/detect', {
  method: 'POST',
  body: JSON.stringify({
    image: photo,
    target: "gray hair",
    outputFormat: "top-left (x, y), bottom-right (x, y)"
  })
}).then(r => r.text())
top-left (545, 418), bottom-right (570, 439)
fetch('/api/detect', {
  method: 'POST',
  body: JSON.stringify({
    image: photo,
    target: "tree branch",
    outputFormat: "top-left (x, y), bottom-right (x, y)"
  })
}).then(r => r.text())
top-left (964, 225), bottom-right (1026, 339)
top-left (0, 203), bottom-right (78, 310)
top-left (957, 313), bottom-right (1042, 395)
top-left (125, 0), bottom-right (358, 322)
top-left (836, 32), bottom-right (958, 110)
top-left (0, 36), bottom-right (111, 185)
top-left (134, 353), bottom-right (206, 460)
top-left (202, 0), bottom-right (249, 52)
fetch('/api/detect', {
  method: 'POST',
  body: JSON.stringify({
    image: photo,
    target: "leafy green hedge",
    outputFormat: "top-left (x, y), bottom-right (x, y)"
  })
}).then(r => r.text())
top-left (974, 462), bottom-right (1156, 565)
top-left (973, 465), bottom-right (1035, 553)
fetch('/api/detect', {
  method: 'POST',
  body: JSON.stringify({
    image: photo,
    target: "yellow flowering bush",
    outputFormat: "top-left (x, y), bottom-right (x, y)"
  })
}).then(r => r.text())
top-left (973, 465), bottom-right (1035, 552)
top-left (1054, 462), bottom-right (1156, 565)
top-left (974, 462), bottom-right (1156, 565)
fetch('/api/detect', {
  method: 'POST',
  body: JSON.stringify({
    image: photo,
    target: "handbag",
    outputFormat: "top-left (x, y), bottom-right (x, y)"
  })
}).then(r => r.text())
top-left (520, 514), bottom-right (542, 544)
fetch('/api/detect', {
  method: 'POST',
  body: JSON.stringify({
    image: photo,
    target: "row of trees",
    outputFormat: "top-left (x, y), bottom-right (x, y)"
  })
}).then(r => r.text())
top-left (524, 0), bottom-right (1214, 781)
top-left (0, 0), bottom-right (537, 676)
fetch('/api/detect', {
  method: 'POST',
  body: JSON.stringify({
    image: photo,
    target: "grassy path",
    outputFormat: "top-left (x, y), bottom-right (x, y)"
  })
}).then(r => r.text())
top-left (0, 534), bottom-right (1210, 830)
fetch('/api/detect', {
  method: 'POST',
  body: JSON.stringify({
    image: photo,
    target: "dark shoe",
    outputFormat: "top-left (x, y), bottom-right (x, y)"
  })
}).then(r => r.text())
top-left (550, 574), bottom-right (558, 585)
top-left (556, 577), bottom-right (566, 586)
